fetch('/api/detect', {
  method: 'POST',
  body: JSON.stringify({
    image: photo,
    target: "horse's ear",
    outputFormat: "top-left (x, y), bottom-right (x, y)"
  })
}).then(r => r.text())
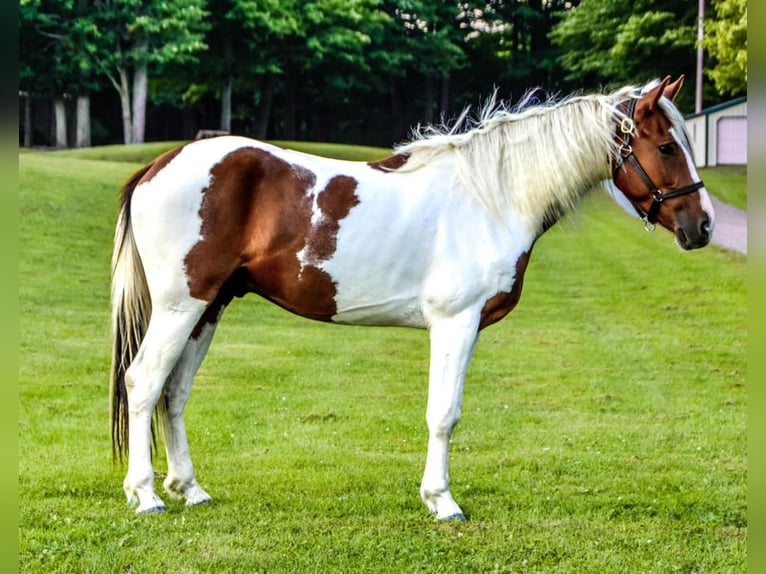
top-left (663, 75), bottom-right (685, 102)
top-left (648, 76), bottom-right (671, 111)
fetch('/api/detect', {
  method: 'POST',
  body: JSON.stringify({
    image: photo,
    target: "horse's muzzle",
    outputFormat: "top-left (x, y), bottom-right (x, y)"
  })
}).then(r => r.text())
top-left (676, 212), bottom-right (712, 250)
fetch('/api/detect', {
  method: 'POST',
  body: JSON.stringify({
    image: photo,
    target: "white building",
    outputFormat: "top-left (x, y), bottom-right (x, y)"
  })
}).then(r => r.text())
top-left (685, 97), bottom-right (747, 168)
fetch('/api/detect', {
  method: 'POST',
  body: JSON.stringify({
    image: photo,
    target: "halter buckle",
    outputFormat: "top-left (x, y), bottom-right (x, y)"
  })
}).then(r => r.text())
top-left (620, 117), bottom-right (635, 135)
top-left (643, 218), bottom-right (656, 233)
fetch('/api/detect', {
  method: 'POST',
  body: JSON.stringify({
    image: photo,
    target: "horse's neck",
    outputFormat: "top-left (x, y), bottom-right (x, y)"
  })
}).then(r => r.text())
top-left (447, 112), bottom-right (612, 235)
top-left (485, 164), bottom-right (603, 239)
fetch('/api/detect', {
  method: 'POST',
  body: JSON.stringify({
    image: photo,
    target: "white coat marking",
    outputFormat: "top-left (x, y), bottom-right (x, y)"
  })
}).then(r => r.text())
top-left (670, 127), bottom-right (716, 233)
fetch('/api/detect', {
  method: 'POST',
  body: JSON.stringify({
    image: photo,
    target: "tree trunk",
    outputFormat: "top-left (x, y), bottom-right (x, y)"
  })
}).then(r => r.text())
top-left (75, 95), bottom-right (91, 148)
top-left (117, 67), bottom-right (133, 145)
top-left (220, 75), bottom-right (232, 132)
top-left (390, 77), bottom-right (404, 142)
top-left (132, 56), bottom-right (148, 144)
top-left (423, 75), bottom-right (435, 125)
top-left (53, 97), bottom-right (67, 148)
top-left (253, 74), bottom-right (274, 139)
top-left (440, 75), bottom-right (450, 120)
top-left (23, 93), bottom-right (32, 147)
top-left (220, 34), bottom-right (234, 132)
top-left (284, 66), bottom-right (297, 140)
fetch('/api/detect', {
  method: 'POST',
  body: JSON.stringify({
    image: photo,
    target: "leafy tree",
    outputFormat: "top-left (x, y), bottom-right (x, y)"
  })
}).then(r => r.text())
top-left (283, 0), bottom-right (386, 138)
top-left (242, 1), bottom-right (401, 140)
top-left (550, 0), bottom-right (700, 108)
top-left (222, 0), bottom-right (303, 135)
top-left (20, 0), bottom-right (62, 145)
top-left (404, 1), bottom-right (467, 122)
top-left (478, 0), bottom-right (564, 85)
top-left (19, 0), bottom-right (99, 146)
top-left (90, 0), bottom-right (209, 144)
top-left (459, 0), bottom-right (574, 101)
top-left (21, 0), bottom-right (735, 146)
top-left (704, 0), bottom-right (746, 96)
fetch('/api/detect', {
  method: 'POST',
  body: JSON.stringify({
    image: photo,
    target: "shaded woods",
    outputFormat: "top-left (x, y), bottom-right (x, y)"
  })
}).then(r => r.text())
top-left (19, 0), bottom-right (745, 147)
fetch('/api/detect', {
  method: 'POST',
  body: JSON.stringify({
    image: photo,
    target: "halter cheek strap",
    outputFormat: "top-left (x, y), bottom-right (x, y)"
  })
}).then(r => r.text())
top-left (612, 97), bottom-right (705, 231)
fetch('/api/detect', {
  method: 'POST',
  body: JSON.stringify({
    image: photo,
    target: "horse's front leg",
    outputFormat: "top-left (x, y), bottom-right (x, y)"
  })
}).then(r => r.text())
top-left (420, 312), bottom-right (480, 521)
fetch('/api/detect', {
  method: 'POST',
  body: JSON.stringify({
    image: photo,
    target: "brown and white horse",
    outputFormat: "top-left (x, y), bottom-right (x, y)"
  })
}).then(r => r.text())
top-left (110, 76), bottom-right (714, 519)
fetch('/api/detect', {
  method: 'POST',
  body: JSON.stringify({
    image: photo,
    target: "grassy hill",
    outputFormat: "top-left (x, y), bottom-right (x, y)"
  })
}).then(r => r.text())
top-left (18, 143), bottom-right (745, 573)
top-left (42, 139), bottom-right (393, 165)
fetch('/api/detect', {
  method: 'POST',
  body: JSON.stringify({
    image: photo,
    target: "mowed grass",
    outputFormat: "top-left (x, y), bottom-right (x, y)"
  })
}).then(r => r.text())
top-left (19, 143), bottom-right (746, 573)
top-left (698, 165), bottom-right (747, 210)
top-left (41, 138), bottom-right (392, 165)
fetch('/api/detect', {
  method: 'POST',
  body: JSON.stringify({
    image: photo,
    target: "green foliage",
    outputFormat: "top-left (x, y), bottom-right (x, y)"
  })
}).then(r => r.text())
top-left (19, 0), bottom-right (99, 95)
top-left (704, 0), bottom-right (747, 96)
top-left (20, 0), bottom-right (209, 94)
top-left (551, 0), bottom-right (699, 89)
top-left (231, 0), bottom-right (301, 36)
top-left (93, 0), bottom-right (209, 68)
top-left (468, 0), bottom-right (566, 86)
top-left (19, 144), bottom-right (745, 572)
top-left (393, 0), bottom-right (467, 77)
top-left (611, 12), bottom-right (695, 74)
top-left (550, 0), bottom-right (626, 83)
top-left (301, 0), bottom-right (386, 68)
top-left (19, 0), bottom-right (747, 145)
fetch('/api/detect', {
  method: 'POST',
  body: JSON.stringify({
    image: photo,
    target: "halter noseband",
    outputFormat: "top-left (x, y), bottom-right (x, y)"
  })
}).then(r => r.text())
top-left (612, 96), bottom-right (705, 231)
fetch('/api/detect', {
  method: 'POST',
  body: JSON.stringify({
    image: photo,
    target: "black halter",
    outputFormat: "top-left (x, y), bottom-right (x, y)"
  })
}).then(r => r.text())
top-left (612, 96), bottom-right (705, 230)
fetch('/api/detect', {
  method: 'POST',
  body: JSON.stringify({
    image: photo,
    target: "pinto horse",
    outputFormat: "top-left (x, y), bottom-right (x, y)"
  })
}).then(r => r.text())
top-left (110, 76), bottom-right (714, 519)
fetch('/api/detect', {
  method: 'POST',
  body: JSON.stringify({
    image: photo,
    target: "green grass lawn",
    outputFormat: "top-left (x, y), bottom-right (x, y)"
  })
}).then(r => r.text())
top-left (699, 165), bottom-right (747, 209)
top-left (19, 144), bottom-right (746, 573)
top-left (44, 138), bottom-right (393, 165)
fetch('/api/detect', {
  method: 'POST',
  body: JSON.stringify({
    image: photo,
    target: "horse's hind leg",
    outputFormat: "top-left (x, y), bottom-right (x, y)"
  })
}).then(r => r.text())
top-left (160, 308), bottom-right (223, 506)
top-left (123, 302), bottom-right (207, 514)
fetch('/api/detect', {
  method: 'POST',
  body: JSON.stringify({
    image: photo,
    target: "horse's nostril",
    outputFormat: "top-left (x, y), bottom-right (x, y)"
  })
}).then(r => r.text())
top-left (701, 217), bottom-right (711, 238)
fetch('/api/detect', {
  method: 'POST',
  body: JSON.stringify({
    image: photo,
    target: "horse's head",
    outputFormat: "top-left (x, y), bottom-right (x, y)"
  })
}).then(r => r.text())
top-left (609, 76), bottom-right (715, 250)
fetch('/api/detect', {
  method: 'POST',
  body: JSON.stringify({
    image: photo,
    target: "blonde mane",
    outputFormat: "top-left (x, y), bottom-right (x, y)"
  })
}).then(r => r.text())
top-left (394, 83), bottom-right (658, 228)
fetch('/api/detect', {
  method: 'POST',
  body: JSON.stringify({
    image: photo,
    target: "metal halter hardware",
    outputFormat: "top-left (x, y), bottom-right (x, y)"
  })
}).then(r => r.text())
top-left (612, 96), bottom-right (705, 232)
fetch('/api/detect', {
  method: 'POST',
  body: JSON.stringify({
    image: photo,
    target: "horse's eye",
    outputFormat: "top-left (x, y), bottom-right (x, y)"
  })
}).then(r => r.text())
top-left (658, 143), bottom-right (676, 156)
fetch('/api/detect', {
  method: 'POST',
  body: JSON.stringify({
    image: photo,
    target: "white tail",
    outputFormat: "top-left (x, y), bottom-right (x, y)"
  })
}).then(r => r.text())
top-left (110, 166), bottom-right (153, 461)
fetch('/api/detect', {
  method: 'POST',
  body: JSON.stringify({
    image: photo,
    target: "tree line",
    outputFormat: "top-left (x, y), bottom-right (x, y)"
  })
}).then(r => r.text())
top-left (19, 0), bottom-right (746, 148)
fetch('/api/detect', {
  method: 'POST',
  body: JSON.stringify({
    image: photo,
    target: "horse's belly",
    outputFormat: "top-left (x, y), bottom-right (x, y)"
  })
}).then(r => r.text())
top-left (332, 294), bottom-right (426, 327)
top-left (315, 187), bottom-right (439, 327)
top-left (322, 232), bottom-right (432, 328)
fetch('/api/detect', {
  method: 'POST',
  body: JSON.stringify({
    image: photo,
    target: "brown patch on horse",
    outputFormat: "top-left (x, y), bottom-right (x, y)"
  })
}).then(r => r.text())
top-left (184, 147), bottom-right (359, 326)
top-left (368, 153), bottom-right (410, 172)
top-left (303, 176), bottom-right (360, 263)
top-left (479, 250), bottom-right (532, 330)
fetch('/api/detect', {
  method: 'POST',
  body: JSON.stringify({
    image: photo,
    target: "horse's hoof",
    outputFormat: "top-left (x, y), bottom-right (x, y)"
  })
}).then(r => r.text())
top-left (185, 495), bottom-right (213, 508)
top-left (183, 485), bottom-right (213, 507)
top-left (438, 512), bottom-right (467, 522)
